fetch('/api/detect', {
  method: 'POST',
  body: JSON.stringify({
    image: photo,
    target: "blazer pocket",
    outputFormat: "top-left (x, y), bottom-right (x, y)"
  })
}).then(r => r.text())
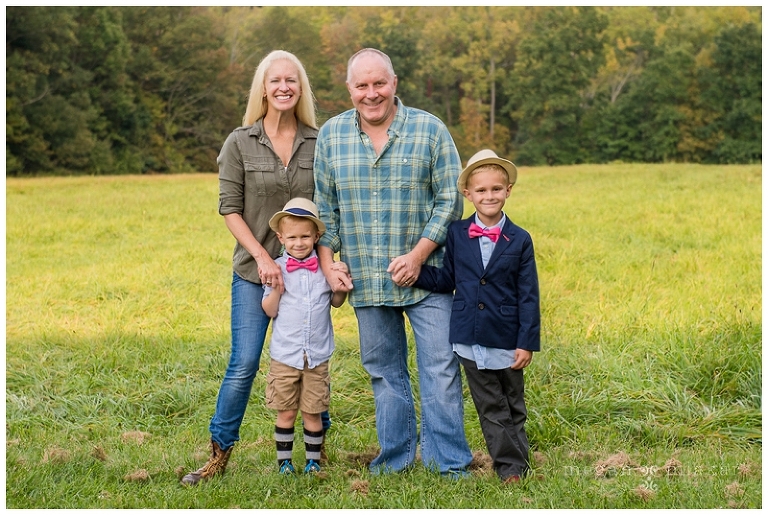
top-left (452, 300), bottom-right (466, 312)
top-left (495, 253), bottom-right (520, 273)
top-left (244, 156), bottom-right (278, 196)
top-left (500, 305), bottom-right (518, 317)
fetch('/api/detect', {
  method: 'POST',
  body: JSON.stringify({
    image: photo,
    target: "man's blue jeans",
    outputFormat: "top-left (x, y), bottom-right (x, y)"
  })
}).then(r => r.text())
top-left (209, 273), bottom-right (330, 450)
top-left (354, 292), bottom-right (473, 474)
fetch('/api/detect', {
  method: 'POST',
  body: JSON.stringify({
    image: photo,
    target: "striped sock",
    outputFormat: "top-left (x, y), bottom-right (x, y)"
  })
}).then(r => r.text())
top-left (304, 428), bottom-right (323, 463)
top-left (275, 425), bottom-right (294, 466)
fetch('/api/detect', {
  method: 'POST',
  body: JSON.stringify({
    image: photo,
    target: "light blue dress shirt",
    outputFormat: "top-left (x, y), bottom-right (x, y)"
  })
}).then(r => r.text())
top-left (263, 250), bottom-right (334, 369)
top-left (452, 215), bottom-right (517, 370)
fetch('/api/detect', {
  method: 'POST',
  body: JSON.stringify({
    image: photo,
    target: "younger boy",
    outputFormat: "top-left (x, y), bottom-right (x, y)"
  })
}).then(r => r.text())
top-left (411, 149), bottom-right (541, 483)
top-left (262, 198), bottom-right (348, 475)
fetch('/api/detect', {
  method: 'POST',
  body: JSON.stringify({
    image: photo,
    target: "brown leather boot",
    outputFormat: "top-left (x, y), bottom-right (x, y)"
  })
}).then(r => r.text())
top-left (180, 440), bottom-right (233, 486)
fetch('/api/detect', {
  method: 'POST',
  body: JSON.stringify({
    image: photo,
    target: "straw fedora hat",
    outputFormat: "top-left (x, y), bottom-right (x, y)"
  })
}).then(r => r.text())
top-left (457, 149), bottom-right (518, 191)
top-left (268, 197), bottom-right (326, 234)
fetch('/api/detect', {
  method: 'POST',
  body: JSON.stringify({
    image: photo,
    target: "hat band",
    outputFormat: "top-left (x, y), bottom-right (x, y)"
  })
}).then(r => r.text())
top-left (285, 207), bottom-right (316, 217)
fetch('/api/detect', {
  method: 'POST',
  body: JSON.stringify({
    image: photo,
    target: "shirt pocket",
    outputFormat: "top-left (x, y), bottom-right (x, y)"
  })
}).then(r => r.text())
top-left (243, 155), bottom-right (278, 196)
top-left (392, 157), bottom-right (430, 190)
top-left (296, 157), bottom-right (315, 194)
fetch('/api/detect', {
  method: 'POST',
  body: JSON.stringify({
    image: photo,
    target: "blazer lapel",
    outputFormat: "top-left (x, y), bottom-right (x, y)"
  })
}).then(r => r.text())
top-left (459, 218), bottom-right (486, 272)
top-left (487, 214), bottom-right (515, 266)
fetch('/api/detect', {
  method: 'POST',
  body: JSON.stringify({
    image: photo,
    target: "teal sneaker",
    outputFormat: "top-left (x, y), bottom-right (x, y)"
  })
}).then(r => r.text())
top-left (304, 459), bottom-right (321, 474)
top-left (279, 460), bottom-right (296, 475)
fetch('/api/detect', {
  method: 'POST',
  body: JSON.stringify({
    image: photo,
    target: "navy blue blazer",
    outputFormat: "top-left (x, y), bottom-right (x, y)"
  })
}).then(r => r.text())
top-left (414, 214), bottom-right (540, 352)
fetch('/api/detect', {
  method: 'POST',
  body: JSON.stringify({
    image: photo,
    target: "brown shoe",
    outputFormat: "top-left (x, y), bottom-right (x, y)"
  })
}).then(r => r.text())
top-left (181, 440), bottom-right (233, 486)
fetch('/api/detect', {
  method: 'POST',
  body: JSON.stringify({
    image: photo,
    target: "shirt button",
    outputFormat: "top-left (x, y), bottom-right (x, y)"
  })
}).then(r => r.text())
top-left (478, 303), bottom-right (485, 310)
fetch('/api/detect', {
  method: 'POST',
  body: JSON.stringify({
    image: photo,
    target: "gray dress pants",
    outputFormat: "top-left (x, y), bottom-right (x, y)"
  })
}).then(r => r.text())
top-left (459, 354), bottom-right (530, 480)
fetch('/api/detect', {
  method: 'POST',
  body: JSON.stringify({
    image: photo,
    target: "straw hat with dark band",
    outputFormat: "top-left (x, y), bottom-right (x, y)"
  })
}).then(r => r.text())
top-left (457, 149), bottom-right (518, 191)
top-left (268, 197), bottom-right (326, 234)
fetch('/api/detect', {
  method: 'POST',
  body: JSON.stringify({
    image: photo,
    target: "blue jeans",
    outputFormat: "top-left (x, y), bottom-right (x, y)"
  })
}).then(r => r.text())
top-left (354, 292), bottom-right (473, 474)
top-left (209, 273), bottom-right (330, 449)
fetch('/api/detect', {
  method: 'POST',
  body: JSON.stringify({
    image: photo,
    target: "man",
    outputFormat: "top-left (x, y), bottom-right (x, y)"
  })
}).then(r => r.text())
top-left (314, 48), bottom-right (473, 475)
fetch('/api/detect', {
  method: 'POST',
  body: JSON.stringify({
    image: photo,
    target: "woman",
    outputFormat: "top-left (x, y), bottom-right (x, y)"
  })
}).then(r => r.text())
top-left (182, 50), bottom-right (322, 486)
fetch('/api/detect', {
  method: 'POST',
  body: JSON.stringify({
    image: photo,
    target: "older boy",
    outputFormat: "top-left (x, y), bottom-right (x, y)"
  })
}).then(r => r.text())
top-left (262, 198), bottom-right (347, 475)
top-left (411, 149), bottom-right (541, 483)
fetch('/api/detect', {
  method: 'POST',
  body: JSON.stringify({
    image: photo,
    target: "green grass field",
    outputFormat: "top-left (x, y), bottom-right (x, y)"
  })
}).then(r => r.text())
top-left (6, 164), bottom-right (762, 508)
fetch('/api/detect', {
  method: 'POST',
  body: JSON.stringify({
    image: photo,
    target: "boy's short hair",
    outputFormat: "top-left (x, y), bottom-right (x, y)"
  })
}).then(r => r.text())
top-left (458, 149), bottom-right (517, 191)
top-left (268, 198), bottom-right (326, 235)
top-left (468, 164), bottom-right (512, 185)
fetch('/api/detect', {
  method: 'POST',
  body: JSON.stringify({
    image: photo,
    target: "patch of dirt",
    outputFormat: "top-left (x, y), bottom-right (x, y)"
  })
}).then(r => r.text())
top-left (344, 448), bottom-right (379, 468)
top-left (42, 446), bottom-right (71, 464)
top-left (468, 451), bottom-right (493, 473)
top-left (724, 481), bottom-right (745, 498)
top-left (174, 466), bottom-right (186, 479)
top-left (532, 451), bottom-right (547, 466)
top-left (658, 457), bottom-right (682, 476)
top-left (737, 462), bottom-right (759, 479)
top-left (92, 445), bottom-right (108, 462)
top-left (124, 469), bottom-right (150, 482)
top-left (594, 452), bottom-right (636, 478)
top-left (350, 479), bottom-right (369, 496)
top-left (632, 485), bottom-right (656, 501)
top-left (121, 431), bottom-right (152, 445)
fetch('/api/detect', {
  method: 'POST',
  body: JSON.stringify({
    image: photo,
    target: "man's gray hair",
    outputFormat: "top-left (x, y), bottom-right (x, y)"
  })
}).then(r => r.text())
top-left (346, 48), bottom-right (396, 82)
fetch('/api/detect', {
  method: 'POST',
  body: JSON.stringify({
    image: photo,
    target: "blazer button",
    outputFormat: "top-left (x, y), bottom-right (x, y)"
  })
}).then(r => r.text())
top-left (478, 303), bottom-right (485, 310)
top-left (480, 279), bottom-right (486, 285)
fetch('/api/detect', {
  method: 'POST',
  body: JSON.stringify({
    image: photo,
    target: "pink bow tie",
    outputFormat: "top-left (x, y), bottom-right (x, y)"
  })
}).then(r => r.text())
top-left (468, 223), bottom-right (501, 243)
top-left (286, 256), bottom-right (318, 273)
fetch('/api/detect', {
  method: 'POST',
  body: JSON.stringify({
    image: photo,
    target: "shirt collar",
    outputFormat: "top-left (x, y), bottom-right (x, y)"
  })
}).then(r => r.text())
top-left (284, 249), bottom-right (318, 262)
top-left (473, 214), bottom-right (506, 231)
top-left (248, 118), bottom-right (317, 142)
top-left (354, 96), bottom-right (405, 136)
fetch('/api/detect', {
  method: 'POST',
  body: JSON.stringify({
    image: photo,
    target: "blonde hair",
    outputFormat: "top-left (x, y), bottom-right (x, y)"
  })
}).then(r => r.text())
top-left (469, 164), bottom-right (511, 185)
top-left (242, 50), bottom-right (317, 128)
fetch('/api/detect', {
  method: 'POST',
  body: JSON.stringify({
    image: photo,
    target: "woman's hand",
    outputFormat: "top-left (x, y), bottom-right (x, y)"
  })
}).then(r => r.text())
top-left (257, 256), bottom-right (284, 293)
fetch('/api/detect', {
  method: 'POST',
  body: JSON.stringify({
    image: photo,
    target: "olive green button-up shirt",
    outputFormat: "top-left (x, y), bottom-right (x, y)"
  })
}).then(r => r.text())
top-left (218, 118), bottom-right (318, 284)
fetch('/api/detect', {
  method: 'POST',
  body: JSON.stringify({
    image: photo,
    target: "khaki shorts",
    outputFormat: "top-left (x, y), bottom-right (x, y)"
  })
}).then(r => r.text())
top-left (265, 358), bottom-right (330, 414)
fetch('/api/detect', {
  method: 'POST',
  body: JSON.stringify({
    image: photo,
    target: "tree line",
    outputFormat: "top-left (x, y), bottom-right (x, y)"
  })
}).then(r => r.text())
top-left (6, 6), bottom-right (762, 176)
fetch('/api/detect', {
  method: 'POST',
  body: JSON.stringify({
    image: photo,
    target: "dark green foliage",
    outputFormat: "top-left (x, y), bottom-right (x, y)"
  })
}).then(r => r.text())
top-left (5, 6), bottom-right (763, 175)
top-left (699, 23), bottom-right (762, 163)
top-left (6, 6), bottom-right (249, 175)
top-left (505, 7), bottom-right (607, 166)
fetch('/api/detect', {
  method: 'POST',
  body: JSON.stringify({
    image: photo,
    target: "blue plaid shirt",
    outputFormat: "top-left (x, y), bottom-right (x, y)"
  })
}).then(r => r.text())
top-left (314, 98), bottom-right (463, 307)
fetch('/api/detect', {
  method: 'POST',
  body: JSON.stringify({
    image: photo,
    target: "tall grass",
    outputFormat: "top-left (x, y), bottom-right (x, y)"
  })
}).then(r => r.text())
top-left (6, 164), bottom-right (761, 508)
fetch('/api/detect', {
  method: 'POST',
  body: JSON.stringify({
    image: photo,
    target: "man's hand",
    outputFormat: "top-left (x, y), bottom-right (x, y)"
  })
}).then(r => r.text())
top-left (387, 253), bottom-right (422, 287)
top-left (318, 246), bottom-right (353, 293)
